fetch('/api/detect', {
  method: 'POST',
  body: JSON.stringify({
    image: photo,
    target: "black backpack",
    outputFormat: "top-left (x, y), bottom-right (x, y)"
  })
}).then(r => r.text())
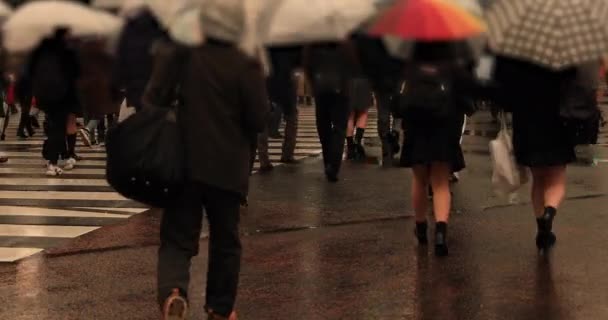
top-left (394, 64), bottom-right (454, 118)
top-left (31, 49), bottom-right (70, 106)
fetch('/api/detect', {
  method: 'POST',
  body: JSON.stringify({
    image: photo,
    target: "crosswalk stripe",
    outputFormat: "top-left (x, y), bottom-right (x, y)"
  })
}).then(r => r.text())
top-left (0, 248), bottom-right (43, 263)
top-left (0, 107), bottom-right (332, 262)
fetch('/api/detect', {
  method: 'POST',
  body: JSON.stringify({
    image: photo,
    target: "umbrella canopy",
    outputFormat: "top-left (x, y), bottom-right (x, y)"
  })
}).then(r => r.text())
top-left (91, 0), bottom-right (122, 9)
top-left (369, 0), bottom-right (486, 41)
top-left (0, 1), bottom-right (12, 19)
top-left (258, 0), bottom-right (377, 46)
top-left (2, 0), bottom-right (123, 53)
top-left (141, 0), bottom-right (202, 46)
top-left (486, 0), bottom-right (608, 70)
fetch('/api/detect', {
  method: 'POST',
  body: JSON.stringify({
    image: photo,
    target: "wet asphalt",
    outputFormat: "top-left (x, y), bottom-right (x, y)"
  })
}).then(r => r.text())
top-left (0, 114), bottom-right (607, 320)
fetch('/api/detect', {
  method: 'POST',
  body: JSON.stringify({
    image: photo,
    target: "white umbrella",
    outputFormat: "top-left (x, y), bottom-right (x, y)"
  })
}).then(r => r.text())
top-left (0, 1), bottom-right (12, 19)
top-left (2, 0), bottom-right (123, 53)
top-left (143, 0), bottom-right (203, 46)
top-left (258, 0), bottom-right (377, 46)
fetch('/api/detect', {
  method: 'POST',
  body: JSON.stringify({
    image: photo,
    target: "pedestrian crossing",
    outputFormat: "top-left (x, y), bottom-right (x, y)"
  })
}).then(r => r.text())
top-left (0, 106), bottom-right (364, 263)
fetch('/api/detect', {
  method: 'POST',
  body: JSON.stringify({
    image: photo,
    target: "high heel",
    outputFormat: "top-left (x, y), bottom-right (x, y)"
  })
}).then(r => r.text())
top-left (435, 222), bottom-right (449, 257)
top-left (536, 207), bottom-right (557, 251)
top-left (414, 221), bottom-right (428, 245)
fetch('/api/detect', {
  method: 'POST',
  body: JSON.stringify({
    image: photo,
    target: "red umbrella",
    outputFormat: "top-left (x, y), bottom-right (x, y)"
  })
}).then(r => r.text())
top-left (369, 0), bottom-right (485, 41)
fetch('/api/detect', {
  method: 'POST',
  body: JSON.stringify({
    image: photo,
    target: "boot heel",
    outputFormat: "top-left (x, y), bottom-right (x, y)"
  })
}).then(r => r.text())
top-left (434, 222), bottom-right (449, 257)
top-left (536, 207), bottom-right (557, 251)
top-left (414, 222), bottom-right (428, 245)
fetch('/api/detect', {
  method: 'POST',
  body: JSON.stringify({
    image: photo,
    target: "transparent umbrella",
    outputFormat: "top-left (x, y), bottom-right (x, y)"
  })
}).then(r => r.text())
top-left (2, 0), bottom-right (123, 53)
top-left (258, 0), bottom-right (377, 46)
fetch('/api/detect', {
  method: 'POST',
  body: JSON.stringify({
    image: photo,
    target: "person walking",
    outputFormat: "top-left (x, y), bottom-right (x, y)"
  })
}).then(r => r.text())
top-left (267, 46), bottom-right (302, 163)
top-left (114, 7), bottom-right (166, 112)
top-left (22, 28), bottom-right (81, 176)
top-left (495, 57), bottom-right (600, 251)
top-left (346, 77), bottom-right (373, 160)
top-left (77, 38), bottom-right (119, 147)
top-left (399, 44), bottom-right (475, 257)
top-left (304, 42), bottom-right (357, 182)
top-left (142, 7), bottom-right (270, 320)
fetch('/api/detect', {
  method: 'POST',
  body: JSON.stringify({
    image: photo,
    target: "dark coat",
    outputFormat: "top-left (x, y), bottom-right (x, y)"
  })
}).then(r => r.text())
top-left (21, 37), bottom-right (80, 113)
top-left (77, 41), bottom-right (118, 118)
top-left (114, 10), bottom-right (165, 110)
top-left (143, 40), bottom-right (270, 196)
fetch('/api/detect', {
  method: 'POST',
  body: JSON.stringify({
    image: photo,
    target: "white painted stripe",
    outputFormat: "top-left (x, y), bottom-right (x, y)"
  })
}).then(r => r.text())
top-left (0, 191), bottom-right (129, 201)
top-left (71, 207), bottom-right (147, 213)
top-left (0, 206), bottom-right (131, 218)
top-left (0, 224), bottom-right (98, 238)
top-left (5, 159), bottom-right (106, 166)
top-left (0, 248), bottom-right (43, 262)
top-left (0, 178), bottom-right (109, 186)
top-left (0, 168), bottom-right (105, 174)
top-left (0, 151), bottom-right (106, 157)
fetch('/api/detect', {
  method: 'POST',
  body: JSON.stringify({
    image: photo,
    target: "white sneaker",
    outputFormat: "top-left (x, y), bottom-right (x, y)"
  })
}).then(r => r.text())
top-left (63, 158), bottom-right (76, 171)
top-left (46, 164), bottom-right (63, 176)
top-left (79, 128), bottom-right (93, 147)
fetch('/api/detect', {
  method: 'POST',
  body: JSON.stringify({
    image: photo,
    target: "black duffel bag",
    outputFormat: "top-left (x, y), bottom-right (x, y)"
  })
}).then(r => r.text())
top-left (106, 106), bottom-right (184, 208)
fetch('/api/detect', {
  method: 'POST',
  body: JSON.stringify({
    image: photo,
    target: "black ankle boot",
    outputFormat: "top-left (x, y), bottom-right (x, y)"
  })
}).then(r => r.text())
top-left (414, 221), bottom-right (428, 245)
top-left (435, 222), bottom-right (449, 257)
top-left (536, 207), bottom-right (557, 250)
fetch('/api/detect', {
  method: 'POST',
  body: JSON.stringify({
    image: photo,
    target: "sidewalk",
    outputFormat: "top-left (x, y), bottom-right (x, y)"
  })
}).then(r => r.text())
top-left (0, 151), bottom-right (607, 319)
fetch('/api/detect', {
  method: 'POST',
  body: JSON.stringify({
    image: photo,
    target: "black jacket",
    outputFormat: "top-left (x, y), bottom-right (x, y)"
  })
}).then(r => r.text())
top-left (143, 40), bottom-right (270, 196)
top-left (114, 10), bottom-right (166, 110)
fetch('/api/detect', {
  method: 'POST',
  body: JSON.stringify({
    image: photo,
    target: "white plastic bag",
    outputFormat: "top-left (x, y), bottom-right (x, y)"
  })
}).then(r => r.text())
top-left (117, 98), bottom-right (136, 123)
top-left (489, 113), bottom-right (529, 196)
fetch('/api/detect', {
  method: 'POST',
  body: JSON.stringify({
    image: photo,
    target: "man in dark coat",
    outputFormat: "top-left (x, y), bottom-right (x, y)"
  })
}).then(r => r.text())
top-left (143, 37), bottom-right (269, 320)
top-left (304, 42), bottom-right (358, 182)
top-left (23, 28), bottom-right (80, 176)
top-left (267, 46), bottom-right (302, 163)
top-left (114, 8), bottom-right (165, 111)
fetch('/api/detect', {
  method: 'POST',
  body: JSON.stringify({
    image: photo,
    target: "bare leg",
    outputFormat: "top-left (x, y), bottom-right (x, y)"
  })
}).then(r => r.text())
top-left (530, 168), bottom-right (546, 217)
top-left (430, 162), bottom-right (452, 223)
top-left (355, 110), bottom-right (369, 129)
top-left (346, 111), bottom-right (355, 138)
top-left (412, 165), bottom-right (430, 223)
top-left (543, 165), bottom-right (567, 209)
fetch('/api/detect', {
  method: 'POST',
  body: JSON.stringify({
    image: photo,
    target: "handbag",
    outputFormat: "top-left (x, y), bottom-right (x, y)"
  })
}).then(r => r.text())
top-left (489, 113), bottom-right (529, 196)
top-left (106, 106), bottom-right (184, 208)
top-left (106, 45), bottom-right (186, 208)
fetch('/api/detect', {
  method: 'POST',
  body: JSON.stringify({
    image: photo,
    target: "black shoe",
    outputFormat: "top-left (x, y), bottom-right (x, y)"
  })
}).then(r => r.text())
top-left (325, 165), bottom-right (339, 183)
top-left (0, 156), bottom-right (7, 163)
top-left (389, 130), bottom-right (401, 154)
top-left (354, 144), bottom-right (366, 161)
top-left (17, 132), bottom-right (28, 139)
top-left (346, 143), bottom-right (356, 160)
top-left (536, 207), bottom-right (557, 251)
top-left (0, 134), bottom-right (5, 141)
top-left (435, 222), bottom-right (449, 257)
top-left (415, 222), bottom-right (428, 245)
top-left (26, 125), bottom-right (35, 137)
top-left (280, 157), bottom-right (296, 164)
top-left (259, 164), bottom-right (274, 174)
top-left (30, 116), bottom-right (40, 128)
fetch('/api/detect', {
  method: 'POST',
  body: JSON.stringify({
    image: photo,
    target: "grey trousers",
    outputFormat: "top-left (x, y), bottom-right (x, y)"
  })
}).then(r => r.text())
top-left (158, 183), bottom-right (242, 318)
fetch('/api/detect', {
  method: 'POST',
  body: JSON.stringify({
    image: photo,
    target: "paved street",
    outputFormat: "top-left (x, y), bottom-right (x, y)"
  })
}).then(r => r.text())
top-left (0, 108), bottom-right (607, 319)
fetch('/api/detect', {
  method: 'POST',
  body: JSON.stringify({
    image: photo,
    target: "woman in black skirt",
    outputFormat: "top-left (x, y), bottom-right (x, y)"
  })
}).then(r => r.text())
top-left (346, 77), bottom-right (374, 160)
top-left (400, 58), bottom-right (473, 257)
top-left (495, 58), bottom-right (599, 251)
